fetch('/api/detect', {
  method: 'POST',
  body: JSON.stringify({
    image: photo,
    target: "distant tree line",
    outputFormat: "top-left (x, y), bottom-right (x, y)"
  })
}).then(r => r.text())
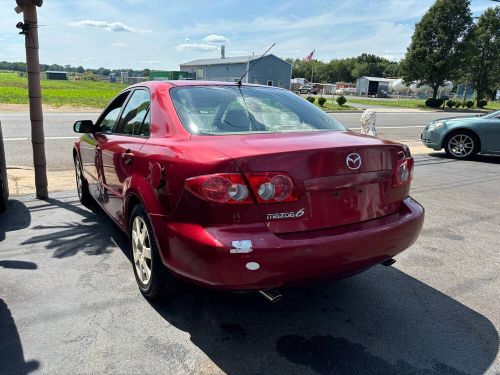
top-left (0, 61), bottom-right (151, 78)
top-left (285, 53), bottom-right (400, 83)
top-left (400, 0), bottom-right (499, 104)
top-left (1, 55), bottom-right (400, 84)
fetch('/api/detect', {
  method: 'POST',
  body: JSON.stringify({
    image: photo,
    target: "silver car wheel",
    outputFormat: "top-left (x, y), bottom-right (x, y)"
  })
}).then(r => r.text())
top-left (132, 216), bottom-right (152, 285)
top-left (448, 134), bottom-right (474, 158)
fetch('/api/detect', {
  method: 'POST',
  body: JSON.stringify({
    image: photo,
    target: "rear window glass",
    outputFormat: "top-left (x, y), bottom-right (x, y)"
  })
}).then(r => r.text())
top-left (170, 86), bottom-right (345, 135)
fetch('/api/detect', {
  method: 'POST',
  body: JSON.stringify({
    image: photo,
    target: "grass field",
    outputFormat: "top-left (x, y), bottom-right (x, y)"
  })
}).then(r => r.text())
top-left (0, 72), bottom-right (127, 108)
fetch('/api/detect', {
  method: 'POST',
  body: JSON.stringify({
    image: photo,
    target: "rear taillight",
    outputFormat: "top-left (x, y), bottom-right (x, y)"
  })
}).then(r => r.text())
top-left (185, 172), bottom-right (298, 204)
top-left (392, 157), bottom-right (414, 187)
top-left (246, 172), bottom-right (298, 203)
top-left (185, 173), bottom-right (251, 204)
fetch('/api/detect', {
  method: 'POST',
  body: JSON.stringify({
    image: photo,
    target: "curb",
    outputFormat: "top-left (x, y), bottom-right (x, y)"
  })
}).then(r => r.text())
top-left (326, 110), bottom-right (363, 114)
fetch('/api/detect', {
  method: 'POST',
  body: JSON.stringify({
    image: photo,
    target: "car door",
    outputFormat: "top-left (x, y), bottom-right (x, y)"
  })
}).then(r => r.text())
top-left (97, 88), bottom-right (151, 227)
top-left (483, 114), bottom-right (500, 152)
top-left (80, 91), bottom-right (131, 198)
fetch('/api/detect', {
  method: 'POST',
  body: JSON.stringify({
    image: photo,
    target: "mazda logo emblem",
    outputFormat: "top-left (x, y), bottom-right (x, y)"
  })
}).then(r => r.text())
top-left (346, 153), bottom-right (362, 170)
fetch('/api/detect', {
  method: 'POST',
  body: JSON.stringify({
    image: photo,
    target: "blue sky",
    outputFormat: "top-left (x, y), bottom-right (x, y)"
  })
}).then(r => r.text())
top-left (0, 0), bottom-right (495, 70)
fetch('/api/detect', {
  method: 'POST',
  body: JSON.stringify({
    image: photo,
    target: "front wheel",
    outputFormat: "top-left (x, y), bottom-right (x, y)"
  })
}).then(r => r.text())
top-left (129, 204), bottom-right (181, 300)
top-left (444, 132), bottom-right (479, 160)
top-left (74, 154), bottom-right (93, 207)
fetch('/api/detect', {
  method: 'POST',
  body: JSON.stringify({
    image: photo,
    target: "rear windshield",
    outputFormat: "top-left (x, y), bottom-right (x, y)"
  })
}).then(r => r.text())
top-left (170, 86), bottom-right (346, 135)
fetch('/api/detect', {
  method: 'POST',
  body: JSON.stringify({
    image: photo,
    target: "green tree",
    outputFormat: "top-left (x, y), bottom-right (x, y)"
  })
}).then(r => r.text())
top-left (461, 7), bottom-right (499, 105)
top-left (400, 0), bottom-right (473, 99)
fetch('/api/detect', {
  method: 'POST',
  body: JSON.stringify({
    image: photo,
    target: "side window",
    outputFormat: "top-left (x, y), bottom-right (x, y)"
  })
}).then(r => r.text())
top-left (139, 109), bottom-right (150, 137)
top-left (116, 89), bottom-right (150, 136)
top-left (96, 91), bottom-right (130, 133)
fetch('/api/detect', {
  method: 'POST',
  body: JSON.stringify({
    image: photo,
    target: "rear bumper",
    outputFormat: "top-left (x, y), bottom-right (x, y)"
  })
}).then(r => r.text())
top-left (151, 197), bottom-right (424, 290)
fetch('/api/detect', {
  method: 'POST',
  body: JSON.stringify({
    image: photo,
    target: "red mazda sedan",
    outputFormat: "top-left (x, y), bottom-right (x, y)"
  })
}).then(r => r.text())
top-left (73, 81), bottom-right (424, 300)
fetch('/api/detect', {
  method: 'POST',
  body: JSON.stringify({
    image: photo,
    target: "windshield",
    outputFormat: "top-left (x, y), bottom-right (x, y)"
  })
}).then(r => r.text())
top-left (170, 86), bottom-right (346, 135)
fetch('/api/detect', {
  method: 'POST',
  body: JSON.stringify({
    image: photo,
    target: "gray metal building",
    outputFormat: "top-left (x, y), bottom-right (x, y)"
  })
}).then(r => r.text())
top-left (45, 71), bottom-right (68, 80)
top-left (356, 76), bottom-right (392, 96)
top-left (180, 54), bottom-right (292, 90)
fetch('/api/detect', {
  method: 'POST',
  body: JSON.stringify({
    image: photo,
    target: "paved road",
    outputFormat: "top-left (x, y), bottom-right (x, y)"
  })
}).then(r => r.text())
top-left (0, 111), bottom-right (471, 170)
top-left (0, 153), bottom-right (498, 374)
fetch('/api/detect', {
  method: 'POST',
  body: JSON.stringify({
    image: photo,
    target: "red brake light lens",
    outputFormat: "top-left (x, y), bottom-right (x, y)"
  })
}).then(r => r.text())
top-left (185, 172), bottom-right (298, 204)
top-left (392, 157), bottom-right (414, 187)
top-left (185, 173), bottom-right (251, 204)
top-left (246, 172), bottom-right (298, 203)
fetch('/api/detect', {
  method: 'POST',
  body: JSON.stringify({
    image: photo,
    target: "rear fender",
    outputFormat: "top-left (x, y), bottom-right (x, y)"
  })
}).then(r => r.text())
top-left (124, 174), bottom-right (165, 228)
top-left (123, 174), bottom-right (173, 263)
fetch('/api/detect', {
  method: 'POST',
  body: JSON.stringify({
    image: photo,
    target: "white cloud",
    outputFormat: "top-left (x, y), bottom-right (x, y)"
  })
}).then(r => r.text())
top-left (140, 60), bottom-right (160, 64)
top-left (175, 43), bottom-right (218, 52)
top-left (203, 34), bottom-right (229, 44)
top-left (111, 43), bottom-right (127, 47)
top-left (68, 20), bottom-right (150, 33)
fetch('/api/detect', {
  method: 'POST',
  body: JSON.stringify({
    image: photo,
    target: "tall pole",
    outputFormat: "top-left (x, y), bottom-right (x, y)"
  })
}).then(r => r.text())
top-left (21, 0), bottom-right (48, 198)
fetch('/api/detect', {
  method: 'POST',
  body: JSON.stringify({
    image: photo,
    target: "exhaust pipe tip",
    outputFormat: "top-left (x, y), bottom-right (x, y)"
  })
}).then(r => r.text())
top-left (258, 289), bottom-right (283, 303)
top-left (382, 258), bottom-right (396, 267)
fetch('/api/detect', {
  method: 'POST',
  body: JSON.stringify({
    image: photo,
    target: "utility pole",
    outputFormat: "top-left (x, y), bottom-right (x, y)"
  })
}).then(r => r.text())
top-left (15, 0), bottom-right (47, 198)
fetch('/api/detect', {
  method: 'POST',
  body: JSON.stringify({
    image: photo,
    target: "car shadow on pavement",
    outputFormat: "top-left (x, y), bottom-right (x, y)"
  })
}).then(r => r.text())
top-left (148, 267), bottom-right (498, 375)
top-left (0, 200), bottom-right (31, 242)
top-left (16, 198), bottom-right (128, 259)
top-left (0, 299), bottom-right (40, 375)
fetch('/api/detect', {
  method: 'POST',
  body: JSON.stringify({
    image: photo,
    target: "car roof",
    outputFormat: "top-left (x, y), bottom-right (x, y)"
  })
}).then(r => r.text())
top-left (127, 80), bottom-right (284, 90)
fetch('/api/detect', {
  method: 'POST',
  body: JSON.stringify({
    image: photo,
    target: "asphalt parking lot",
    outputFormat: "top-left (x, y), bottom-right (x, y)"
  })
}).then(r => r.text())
top-left (1, 150), bottom-right (499, 374)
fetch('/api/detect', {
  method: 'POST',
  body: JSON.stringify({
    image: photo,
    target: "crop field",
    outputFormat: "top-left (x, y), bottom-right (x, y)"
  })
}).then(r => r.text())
top-left (0, 72), bottom-right (127, 108)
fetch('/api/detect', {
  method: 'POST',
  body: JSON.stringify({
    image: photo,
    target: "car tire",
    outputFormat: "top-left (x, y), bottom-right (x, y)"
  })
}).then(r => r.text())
top-left (129, 204), bottom-right (181, 300)
top-left (444, 131), bottom-right (479, 160)
top-left (74, 154), bottom-right (93, 208)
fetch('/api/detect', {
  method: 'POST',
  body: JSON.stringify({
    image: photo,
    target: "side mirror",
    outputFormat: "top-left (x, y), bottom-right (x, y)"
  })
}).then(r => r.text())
top-left (73, 120), bottom-right (94, 133)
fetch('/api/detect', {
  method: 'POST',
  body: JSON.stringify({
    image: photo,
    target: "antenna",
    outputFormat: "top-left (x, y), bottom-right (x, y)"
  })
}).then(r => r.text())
top-left (237, 42), bottom-right (276, 86)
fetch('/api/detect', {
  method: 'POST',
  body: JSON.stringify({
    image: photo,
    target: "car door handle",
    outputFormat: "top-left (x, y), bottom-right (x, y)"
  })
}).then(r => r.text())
top-left (121, 151), bottom-right (134, 165)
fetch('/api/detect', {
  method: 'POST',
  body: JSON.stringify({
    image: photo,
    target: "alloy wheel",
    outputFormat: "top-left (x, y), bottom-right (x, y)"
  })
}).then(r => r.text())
top-left (448, 134), bottom-right (474, 158)
top-left (132, 216), bottom-right (152, 285)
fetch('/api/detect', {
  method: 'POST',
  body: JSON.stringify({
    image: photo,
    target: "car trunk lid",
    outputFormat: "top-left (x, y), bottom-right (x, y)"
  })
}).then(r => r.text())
top-left (190, 131), bottom-right (410, 233)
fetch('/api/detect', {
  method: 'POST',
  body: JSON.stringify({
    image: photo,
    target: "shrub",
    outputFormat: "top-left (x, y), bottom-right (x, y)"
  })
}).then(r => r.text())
top-left (424, 98), bottom-right (444, 108)
top-left (306, 96), bottom-right (315, 104)
top-left (465, 100), bottom-right (474, 108)
top-left (446, 100), bottom-right (455, 108)
top-left (477, 99), bottom-right (487, 108)
top-left (454, 101), bottom-right (461, 108)
top-left (318, 97), bottom-right (326, 107)
top-left (336, 95), bottom-right (347, 106)
top-left (461, 101), bottom-right (467, 108)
